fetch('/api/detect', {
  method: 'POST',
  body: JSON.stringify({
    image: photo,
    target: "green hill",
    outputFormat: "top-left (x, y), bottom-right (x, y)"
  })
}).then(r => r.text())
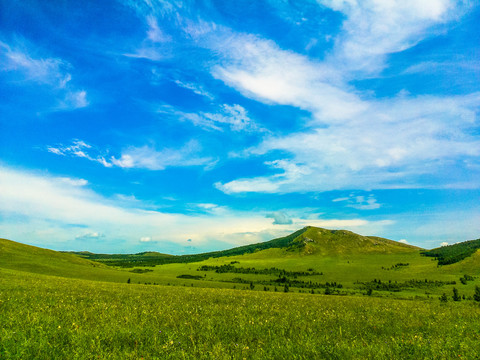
top-left (0, 238), bottom-right (130, 282)
top-left (69, 227), bottom-right (310, 267)
top-left (71, 227), bottom-right (420, 267)
top-left (289, 227), bottom-right (421, 255)
top-left (2, 228), bottom-right (479, 300)
top-left (422, 238), bottom-right (480, 265)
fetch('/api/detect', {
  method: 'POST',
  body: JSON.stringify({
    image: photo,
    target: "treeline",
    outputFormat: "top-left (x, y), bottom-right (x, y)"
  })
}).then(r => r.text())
top-left (226, 276), bottom-right (342, 291)
top-left (66, 228), bottom-right (310, 268)
top-left (197, 264), bottom-right (322, 277)
top-left (381, 263), bottom-right (409, 270)
top-left (421, 238), bottom-right (480, 265)
top-left (358, 278), bottom-right (457, 292)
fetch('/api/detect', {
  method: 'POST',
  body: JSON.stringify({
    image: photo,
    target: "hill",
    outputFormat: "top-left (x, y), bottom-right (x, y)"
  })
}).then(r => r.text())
top-left (72, 227), bottom-right (420, 267)
top-left (0, 238), bottom-right (131, 282)
top-left (69, 227), bottom-right (310, 267)
top-left (289, 227), bottom-right (420, 255)
top-left (2, 228), bottom-right (480, 299)
top-left (422, 238), bottom-right (480, 265)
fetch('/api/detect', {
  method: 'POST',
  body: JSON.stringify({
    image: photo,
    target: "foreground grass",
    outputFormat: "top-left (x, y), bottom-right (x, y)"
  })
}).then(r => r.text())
top-left (1, 269), bottom-right (480, 359)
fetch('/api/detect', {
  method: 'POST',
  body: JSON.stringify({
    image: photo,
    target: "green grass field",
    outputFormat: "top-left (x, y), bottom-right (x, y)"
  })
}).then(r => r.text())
top-left (2, 269), bottom-right (480, 359)
top-left (2, 228), bottom-right (480, 359)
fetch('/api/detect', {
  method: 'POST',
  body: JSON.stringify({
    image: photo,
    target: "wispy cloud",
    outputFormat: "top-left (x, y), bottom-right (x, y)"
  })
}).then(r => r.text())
top-left (333, 193), bottom-right (381, 210)
top-left (159, 103), bottom-right (262, 132)
top-left (48, 139), bottom-right (215, 171)
top-left (76, 232), bottom-right (104, 240)
top-left (123, 14), bottom-right (171, 61)
top-left (111, 140), bottom-right (215, 170)
top-left (0, 40), bottom-right (69, 87)
top-left (174, 80), bottom-right (215, 100)
top-left (47, 140), bottom-right (111, 167)
top-left (0, 38), bottom-right (88, 110)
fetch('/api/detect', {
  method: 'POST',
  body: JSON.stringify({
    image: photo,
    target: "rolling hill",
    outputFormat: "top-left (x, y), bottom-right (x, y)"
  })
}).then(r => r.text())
top-left (422, 238), bottom-right (480, 265)
top-left (0, 237), bottom-right (131, 282)
top-left (287, 226), bottom-right (421, 255)
top-left (67, 226), bottom-right (421, 267)
top-left (1, 227), bottom-right (479, 299)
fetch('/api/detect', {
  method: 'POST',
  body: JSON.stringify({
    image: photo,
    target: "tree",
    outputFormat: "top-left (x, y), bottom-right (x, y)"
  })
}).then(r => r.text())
top-left (439, 293), bottom-right (448, 302)
top-left (127, 278), bottom-right (131, 284)
top-left (452, 287), bottom-right (461, 301)
top-left (284, 284), bottom-right (289, 293)
top-left (474, 286), bottom-right (480, 302)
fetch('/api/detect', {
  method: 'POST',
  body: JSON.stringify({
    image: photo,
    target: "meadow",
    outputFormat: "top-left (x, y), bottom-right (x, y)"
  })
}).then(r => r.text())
top-left (2, 229), bottom-right (480, 359)
top-left (2, 268), bottom-right (480, 359)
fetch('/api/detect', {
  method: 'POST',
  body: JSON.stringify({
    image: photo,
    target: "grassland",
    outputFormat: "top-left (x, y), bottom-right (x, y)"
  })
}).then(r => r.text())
top-left (2, 227), bottom-right (480, 359)
top-left (2, 269), bottom-right (480, 359)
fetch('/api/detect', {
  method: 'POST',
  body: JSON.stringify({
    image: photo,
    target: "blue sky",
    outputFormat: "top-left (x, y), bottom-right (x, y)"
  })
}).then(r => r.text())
top-left (1, 0), bottom-right (479, 254)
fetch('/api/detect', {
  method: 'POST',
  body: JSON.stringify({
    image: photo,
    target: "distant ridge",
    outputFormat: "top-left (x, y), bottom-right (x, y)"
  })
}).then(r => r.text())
top-left (422, 238), bottom-right (480, 265)
top-left (68, 226), bottom-right (420, 267)
top-left (70, 227), bottom-right (310, 267)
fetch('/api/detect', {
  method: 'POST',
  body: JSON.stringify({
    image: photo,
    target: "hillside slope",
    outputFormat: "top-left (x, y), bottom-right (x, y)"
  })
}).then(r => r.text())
top-left (71, 227), bottom-right (310, 267)
top-left (292, 227), bottom-right (421, 255)
top-left (0, 238), bottom-right (129, 282)
top-left (422, 238), bottom-right (480, 265)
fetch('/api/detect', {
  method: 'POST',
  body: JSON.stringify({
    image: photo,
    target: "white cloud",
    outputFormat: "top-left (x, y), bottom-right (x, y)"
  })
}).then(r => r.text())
top-left (213, 36), bottom-right (480, 193)
top-left (140, 236), bottom-right (153, 242)
top-left (440, 241), bottom-right (449, 247)
top-left (0, 39), bottom-right (88, 110)
top-left (0, 165), bottom-right (396, 252)
top-left (174, 80), bottom-right (215, 100)
top-left (146, 15), bottom-right (170, 43)
top-left (76, 232), bottom-right (103, 240)
top-left (212, 34), bottom-right (364, 123)
top-left (319, 0), bottom-right (461, 75)
top-left (123, 14), bottom-right (171, 61)
top-left (48, 139), bottom-right (215, 171)
top-left (159, 103), bottom-right (261, 132)
top-left (266, 211), bottom-right (293, 225)
top-left (0, 40), bottom-right (69, 87)
top-left (58, 177), bottom-right (89, 187)
top-left (48, 140), bottom-right (111, 168)
top-left (176, 1), bottom-right (477, 195)
top-left (399, 239), bottom-right (409, 244)
top-left (110, 140), bottom-right (214, 170)
top-left (62, 90), bottom-right (89, 109)
top-left (333, 193), bottom-right (381, 210)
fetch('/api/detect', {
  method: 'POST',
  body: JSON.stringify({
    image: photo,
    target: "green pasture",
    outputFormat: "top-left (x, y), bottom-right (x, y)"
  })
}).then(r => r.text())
top-left (1, 269), bottom-right (480, 359)
top-left (2, 236), bottom-right (480, 299)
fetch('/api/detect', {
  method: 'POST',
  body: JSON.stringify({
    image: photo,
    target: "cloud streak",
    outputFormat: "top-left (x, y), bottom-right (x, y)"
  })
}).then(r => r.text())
top-left (0, 38), bottom-right (88, 110)
top-left (158, 103), bottom-right (261, 132)
top-left (48, 139), bottom-right (215, 171)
